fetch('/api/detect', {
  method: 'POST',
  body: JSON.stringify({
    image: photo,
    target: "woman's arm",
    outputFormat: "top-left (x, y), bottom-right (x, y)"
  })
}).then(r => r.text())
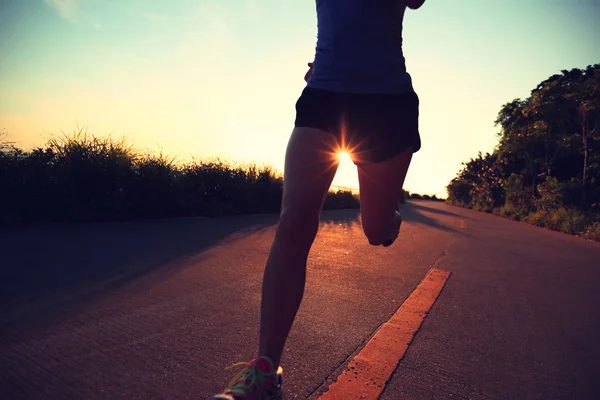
top-left (404, 0), bottom-right (425, 10)
top-left (304, 62), bottom-right (314, 82)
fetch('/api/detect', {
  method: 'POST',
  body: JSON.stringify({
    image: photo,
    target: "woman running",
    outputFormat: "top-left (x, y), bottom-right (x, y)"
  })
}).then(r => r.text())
top-left (211, 1), bottom-right (426, 398)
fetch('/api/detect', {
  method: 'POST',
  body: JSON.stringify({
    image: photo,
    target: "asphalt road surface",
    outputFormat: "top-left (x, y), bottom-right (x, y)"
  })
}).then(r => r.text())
top-left (1, 200), bottom-right (599, 399)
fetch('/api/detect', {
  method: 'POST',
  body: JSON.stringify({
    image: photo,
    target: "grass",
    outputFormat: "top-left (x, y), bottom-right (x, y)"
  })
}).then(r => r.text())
top-left (524, 208), bottom-right (588, 235)
top-left (0, 129), bottom-right (360, 225)
top-left (449, 198), bottom-right (600, 242)
top-left (407, 192), bottom-right (445, 202)
top-left (582, 222), bottom-right (600, 241)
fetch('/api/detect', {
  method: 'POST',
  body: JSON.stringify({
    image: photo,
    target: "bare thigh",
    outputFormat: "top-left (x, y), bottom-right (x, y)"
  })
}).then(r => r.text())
top-left (356, 148), bottom-right (413, 243)
top-left (280, 127), bottom-right (340, 228)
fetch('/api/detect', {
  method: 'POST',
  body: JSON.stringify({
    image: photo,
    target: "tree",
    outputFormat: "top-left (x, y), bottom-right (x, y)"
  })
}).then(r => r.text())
top-left (450, 64), bottom-right (600, 213)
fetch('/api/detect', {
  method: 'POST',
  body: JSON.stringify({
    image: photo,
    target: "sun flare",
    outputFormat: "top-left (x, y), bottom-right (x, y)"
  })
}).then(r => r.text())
top-left (338, 151), bottom-right (352, 163)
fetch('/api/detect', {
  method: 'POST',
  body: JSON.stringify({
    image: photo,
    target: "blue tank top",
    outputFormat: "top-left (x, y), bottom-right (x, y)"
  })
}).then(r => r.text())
top-left (307, 0), bottom-right (414, 94)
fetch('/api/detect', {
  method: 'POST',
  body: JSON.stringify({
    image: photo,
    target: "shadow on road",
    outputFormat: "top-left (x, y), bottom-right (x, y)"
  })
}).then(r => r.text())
top-left (0, 203), bottom-right (459, 327)
top-left (409, 201), bottom-right (470, 219)
top-left (0, 214), bottom-right (279, 324)
top-left (400, 201), bottom-right (460, 233)
top-left (317, 203), bottom-right (460, 234)
top-left (320, 209), bottom-right (361, 228)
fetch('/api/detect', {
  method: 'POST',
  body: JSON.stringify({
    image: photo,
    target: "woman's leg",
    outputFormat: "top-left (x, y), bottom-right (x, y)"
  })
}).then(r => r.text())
top-left (258, 127), bottom-right (339, 369)
top-left (356, 148), bottom-right (413, 246)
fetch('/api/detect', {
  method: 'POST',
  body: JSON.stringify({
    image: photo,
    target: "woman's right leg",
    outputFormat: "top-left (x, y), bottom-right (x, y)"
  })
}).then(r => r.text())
top-left (258, 127), bottom-right (339, 369)
top-left (357, 147), bottom-right (413, 246)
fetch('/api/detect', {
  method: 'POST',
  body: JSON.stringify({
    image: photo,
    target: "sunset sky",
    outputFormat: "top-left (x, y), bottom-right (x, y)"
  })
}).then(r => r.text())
top-left (1, 0), bottom-right (599, 197)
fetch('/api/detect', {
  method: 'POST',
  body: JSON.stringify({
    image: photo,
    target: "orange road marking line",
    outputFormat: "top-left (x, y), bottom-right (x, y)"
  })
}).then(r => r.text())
top-left (318, 268), bottom-right (451, 400)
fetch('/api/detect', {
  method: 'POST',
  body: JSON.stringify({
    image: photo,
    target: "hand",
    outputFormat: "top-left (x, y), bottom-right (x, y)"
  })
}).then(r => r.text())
top-left (304, 62), bottom-right (314, 82)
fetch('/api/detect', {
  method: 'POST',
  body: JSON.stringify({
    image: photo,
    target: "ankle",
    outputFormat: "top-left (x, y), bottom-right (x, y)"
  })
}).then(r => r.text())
top-left (257, 352), bottom-right (279, 368)
top-left (254, 355), bottom-right (279, 375)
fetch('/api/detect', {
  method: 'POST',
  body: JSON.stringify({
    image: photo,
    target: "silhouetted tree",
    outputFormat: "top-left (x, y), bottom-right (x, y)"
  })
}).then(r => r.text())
top-left (448, 64), bottom-right (600, 216)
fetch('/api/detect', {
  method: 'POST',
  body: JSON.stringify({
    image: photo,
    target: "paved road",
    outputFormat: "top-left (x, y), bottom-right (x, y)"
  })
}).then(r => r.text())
top-left (1, 201), bottom-right (599, 399)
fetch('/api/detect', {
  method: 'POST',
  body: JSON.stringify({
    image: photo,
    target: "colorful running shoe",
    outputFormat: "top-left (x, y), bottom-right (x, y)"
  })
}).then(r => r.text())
top-left (210, 356), bottom-right (283, 400)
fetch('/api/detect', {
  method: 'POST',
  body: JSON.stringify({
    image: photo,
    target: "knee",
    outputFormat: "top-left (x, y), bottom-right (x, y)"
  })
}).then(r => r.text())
top-left (276, 207), bottom-right (320, 244)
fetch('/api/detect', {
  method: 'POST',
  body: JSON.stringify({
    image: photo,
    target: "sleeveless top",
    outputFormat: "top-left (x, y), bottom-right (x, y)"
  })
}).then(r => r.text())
top-left (307, 0), bottom-right (414, 94)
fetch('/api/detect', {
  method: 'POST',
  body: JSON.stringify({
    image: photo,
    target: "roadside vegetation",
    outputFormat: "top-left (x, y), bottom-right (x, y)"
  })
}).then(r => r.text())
top-left (404, 191), bottom-right (445, 202)
top-left (447, 64), bottom-right (600, 241)
top-left (0, 129), bottom-right (363, 225)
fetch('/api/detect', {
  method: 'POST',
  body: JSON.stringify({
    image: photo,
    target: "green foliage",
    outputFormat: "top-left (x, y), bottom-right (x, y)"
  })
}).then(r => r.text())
top-left (447, 64), bottom-right (600, 241)
top-left (473, 203), bottom-right (493, 214)
top-left (0, 129), bottom-right (288, 223)
top-left (0, 128), bottom-right (13, 151)
top-left (447, 152), bottom-right (504, 209)
top-left (324, 190), bottom-right (360, 210)
top-left (582, 222), bottom-right (600, 241)
top-left (495, 203), bottom-right (527, 221)
top-left (535, 176), bottom-right (563, 211)
top-left (0, 128), bottom-right (366, 224)
top-left (446, 178), bottom-right (472, 206)
top-left (408, 192), bottom-right (442, 201)
top-left (525, 208), bottom-right (588, 235)
top-left (502, 173), bottom-right (532, 212)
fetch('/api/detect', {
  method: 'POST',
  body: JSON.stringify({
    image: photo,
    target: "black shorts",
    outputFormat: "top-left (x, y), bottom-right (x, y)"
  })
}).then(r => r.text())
top-left (294, 86), bottom-right (421, 164)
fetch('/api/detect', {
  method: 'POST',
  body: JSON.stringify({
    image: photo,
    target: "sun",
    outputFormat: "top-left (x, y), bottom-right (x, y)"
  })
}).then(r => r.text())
top-left (337, 151), bottom-right (352, 163)
top-left (332, 150), bottom-right (359, 190)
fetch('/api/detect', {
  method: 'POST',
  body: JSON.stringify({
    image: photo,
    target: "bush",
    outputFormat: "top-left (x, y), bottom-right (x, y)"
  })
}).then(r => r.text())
top-left (411, 193), bottom-right (423, 200)
top-left (0, 129), bottom-right (286, 224)
top-left (535, 176), bottom-right (563, 211)
top-left (582, 222), bottom-right (600, 241)
top-left (446, 178), bottom-right (472, 205)
top-left (496, 203), bottom-right (527, 221)
top-left (525, 207), bottom-right (588, 235)
top-left (503, 174), bottom-right (535, 214)
top-left (473, 203), bottom-right (492, 213)
top-left (324, 190), bottom-right (360, 210)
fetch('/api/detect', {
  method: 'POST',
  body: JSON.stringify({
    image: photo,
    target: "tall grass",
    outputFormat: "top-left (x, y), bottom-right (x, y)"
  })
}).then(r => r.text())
top-left (0, 129), bottom-right (359, 224)
top-left (451, 198), bottom-right (600, 242)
